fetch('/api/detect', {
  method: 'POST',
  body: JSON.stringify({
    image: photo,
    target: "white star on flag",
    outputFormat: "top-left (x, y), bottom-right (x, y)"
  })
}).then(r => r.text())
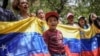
top-left (0, 44), bottom-right (6, 51)
top-left (93, 46), bottom-right (97, 49)
top-left (6, 52), bottom-right (13, 56)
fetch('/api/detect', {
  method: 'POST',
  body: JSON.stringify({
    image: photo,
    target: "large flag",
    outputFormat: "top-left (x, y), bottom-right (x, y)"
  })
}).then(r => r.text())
top-left (56, 23), bottom-right (100, 56)
top-left (0, 17), bottom-right (50, 56)
top-left (0, 17), bottom-right (100, 56)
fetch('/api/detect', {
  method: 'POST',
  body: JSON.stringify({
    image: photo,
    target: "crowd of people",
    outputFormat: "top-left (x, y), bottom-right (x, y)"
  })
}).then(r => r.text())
top-left (0, 0), bottom-right (99, 28)
top-left (0, 0), bottom-right (100, 56)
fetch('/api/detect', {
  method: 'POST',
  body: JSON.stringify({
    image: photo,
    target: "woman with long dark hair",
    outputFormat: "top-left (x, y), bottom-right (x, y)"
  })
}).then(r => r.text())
top-left (89, 13), bottom-right (100, 29)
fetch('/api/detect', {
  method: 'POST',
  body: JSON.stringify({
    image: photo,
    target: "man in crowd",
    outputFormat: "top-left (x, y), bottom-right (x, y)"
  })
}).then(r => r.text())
top-left (0, 0), bottom-right (17, 21)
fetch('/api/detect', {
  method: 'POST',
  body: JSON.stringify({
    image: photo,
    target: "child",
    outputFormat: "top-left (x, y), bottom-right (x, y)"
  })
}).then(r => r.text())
top-left (43, 11), bottom-right (66, 56)
top-left (78, 16), bottom-right (89, 29)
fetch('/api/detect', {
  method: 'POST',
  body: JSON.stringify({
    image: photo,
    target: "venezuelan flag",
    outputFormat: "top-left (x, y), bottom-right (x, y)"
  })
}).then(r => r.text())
top-left (42, 20), bottom-right (100, 56)
top-left (0, 17), bottom-right (100, 56)
top-left (56, 23), bottom-right (100, 56)
top-left (0, 17), bottom-right (50, 56)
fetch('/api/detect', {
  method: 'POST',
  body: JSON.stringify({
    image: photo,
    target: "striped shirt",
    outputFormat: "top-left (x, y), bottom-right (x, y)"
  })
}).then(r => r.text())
top-left (43, 29), bottom-right (65, 54)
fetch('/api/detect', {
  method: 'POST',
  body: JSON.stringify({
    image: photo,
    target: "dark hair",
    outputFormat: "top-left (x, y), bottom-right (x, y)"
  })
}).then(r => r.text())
top-left (2, 0), bottom-right (8, 9)
top-left (46, 15), bottom-right (58, 22)
top-left (78, 17), bottom-right (89, 29)
top-left (12, 0), bottom-right (20, 11)
top-left (94, 16), bottom-right (100, 29)
top-left (89, 13), bottom-right (97, 25)
top-left (89, 14), bottom-right (93, 25)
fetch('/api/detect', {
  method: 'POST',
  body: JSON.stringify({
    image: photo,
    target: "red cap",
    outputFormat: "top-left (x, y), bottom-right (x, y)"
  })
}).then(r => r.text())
top-left (45, 11), bottom-right (59, 20)
top-left (67, 13), bottom-right (74, 19)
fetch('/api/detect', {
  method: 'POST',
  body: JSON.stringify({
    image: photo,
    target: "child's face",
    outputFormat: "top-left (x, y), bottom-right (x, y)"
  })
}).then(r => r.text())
top-left (47, 16), bottom-right (59, 30)
top-left (79, 18), bottom-right (85, 26)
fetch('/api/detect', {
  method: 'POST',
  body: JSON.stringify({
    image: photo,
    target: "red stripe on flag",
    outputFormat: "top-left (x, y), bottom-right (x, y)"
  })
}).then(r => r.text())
top-left (65, 45), bottom-right (100, 56)
top-left (81, 47), bottom-right (100, 56)
top-left (65, 45), bottom-right (80, 56)
top-left (30, 53), bottom-right (51, 56)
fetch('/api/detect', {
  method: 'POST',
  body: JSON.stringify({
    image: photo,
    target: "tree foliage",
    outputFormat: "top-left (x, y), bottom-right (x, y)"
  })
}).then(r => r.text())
top-left (3, 0), bottom-right (100, 23)
top-left (89, 0), bottom-right (100, 15)
top-left (28, 0), bottom-right (100, 23)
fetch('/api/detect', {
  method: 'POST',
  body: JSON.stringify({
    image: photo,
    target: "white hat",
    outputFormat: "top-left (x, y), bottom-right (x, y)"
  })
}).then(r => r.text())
top-left (78, 16), bottom-right (85, 20)
top-left (67, 13), bottom-right (74, 19)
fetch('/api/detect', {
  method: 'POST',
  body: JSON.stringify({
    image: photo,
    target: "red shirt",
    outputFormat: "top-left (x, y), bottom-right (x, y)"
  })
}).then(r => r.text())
top-left (43, 29), bottom-right (65, 54)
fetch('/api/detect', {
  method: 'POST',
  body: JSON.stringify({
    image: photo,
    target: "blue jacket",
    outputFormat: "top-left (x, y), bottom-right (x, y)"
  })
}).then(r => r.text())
top-left (0, 7), bottom-right (17, 21)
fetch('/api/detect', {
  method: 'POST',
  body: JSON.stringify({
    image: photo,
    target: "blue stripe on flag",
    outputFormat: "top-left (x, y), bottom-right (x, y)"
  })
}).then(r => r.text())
top-left (0, 32), bottom-right (100, 56)
top-left (0, 32), bottom-right (49, 56)
top-left (63, 33), bottom-right (100, 53)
